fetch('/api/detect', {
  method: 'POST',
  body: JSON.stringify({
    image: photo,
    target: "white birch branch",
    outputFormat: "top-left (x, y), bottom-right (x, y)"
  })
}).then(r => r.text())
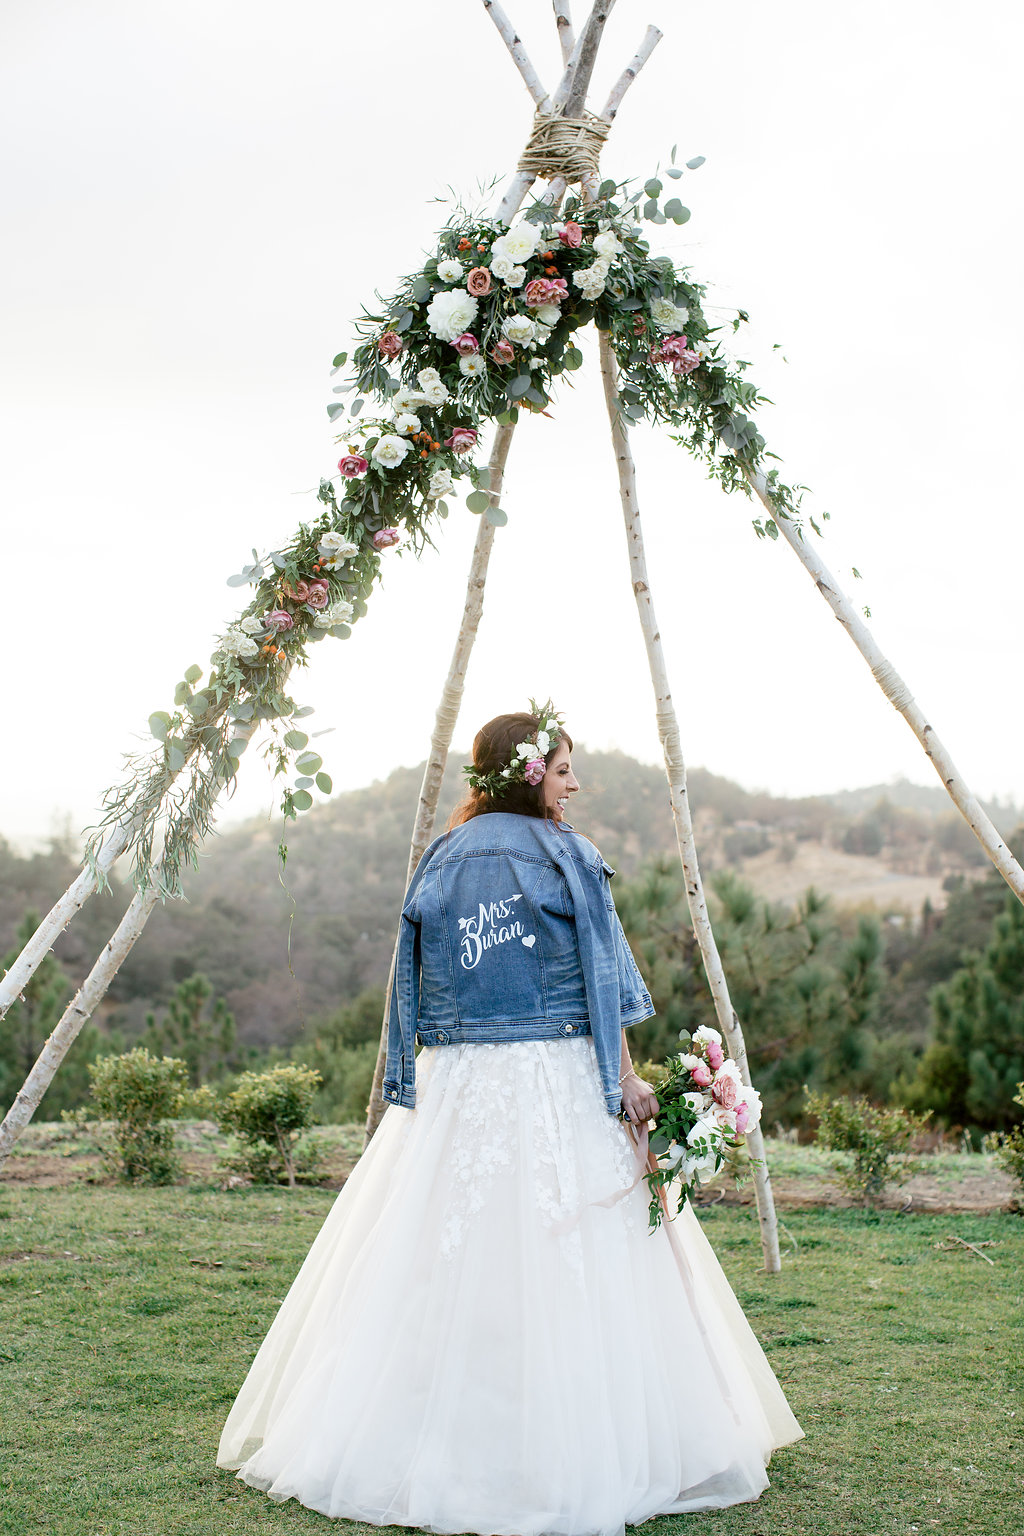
top-left (495, 169), bottom-right (539, 225)
top-left (480, 0), bottom-right (550, 109)
top-left (746, 469), bottom-right (1024, 905)
top-left (601, 25), bottom-right (663, 120)
top-left (563, 0), bottom-right (617, 117)
top-left (0, 883), bottom-right (161, 1170)
top-left (600, 334), bottom-right (782, 1273)
top-left (552, 0), bottom-right (575, 65)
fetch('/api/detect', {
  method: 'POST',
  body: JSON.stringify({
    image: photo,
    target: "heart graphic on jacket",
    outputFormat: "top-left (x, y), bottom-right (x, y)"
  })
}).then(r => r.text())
top-left (521, 934), bottom-right (536, 948)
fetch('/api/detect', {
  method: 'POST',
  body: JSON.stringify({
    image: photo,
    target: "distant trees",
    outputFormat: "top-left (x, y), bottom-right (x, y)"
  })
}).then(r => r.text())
top-left (142, 972), bottom-right (238, 1089)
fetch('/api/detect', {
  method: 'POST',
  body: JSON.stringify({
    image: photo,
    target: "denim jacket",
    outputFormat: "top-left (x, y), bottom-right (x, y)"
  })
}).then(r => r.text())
top-left (382, 812), bottom-right (654, 1116)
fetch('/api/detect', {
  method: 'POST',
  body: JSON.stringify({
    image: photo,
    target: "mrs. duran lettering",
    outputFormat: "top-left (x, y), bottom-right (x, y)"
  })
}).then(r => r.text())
top-left (457, 894), bottom-right (534, 970)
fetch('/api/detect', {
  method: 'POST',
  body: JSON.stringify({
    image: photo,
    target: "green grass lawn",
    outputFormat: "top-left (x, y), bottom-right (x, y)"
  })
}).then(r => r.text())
top-left (1, 1182), bottom-right (1021, 1536)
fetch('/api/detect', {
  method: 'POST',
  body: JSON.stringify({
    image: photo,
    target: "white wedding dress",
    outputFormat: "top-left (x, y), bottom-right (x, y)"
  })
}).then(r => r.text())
top-left (218, 1038), bottom-right (803, 1535)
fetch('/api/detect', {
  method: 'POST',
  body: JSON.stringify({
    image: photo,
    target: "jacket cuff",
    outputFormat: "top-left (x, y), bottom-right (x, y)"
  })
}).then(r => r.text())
top-left (382, 1081), bottom-right (416, 1109)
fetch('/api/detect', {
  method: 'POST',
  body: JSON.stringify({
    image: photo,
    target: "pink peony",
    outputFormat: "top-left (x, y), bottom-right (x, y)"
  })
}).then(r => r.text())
top-left (452, 332), bottom-right (479, 356)
top-left (705, 1039), bottom-right (724, 1071)
top-left (558, 220), bottom-right (583, 248)
top-left (372, 527), bottom-right (401, 550)
top-left (466, 267), bottom-right (492, 296)
top-left (657, 333), bottom-right (690, 360)
top-left (337, 453), bottom-right (369, 477)
top-left (524, 276), bottom-right (568, 308)
top-left (524, 757), bottom-right (546, 786)
top-left (490, 339), bottom-right (515, 365)
top-left (735, 1101), bottom-right (750, 1134)
top-left (304, 578), bottom-right (330, 609)
top-left (672, 350), bottom-right (700, 377)
top-left (281, 579), bottom-right (310, 603)
top-left (377, 331), bottom-right (403, 360)
top-left (690, 1062), bottom-right (712, 1088)
top-left (445, 426), bottom-right (478, 454)
top-left (712, 1073), bottom-right (739, 1110)
top-left (264, 609), bottom-right (293, 632)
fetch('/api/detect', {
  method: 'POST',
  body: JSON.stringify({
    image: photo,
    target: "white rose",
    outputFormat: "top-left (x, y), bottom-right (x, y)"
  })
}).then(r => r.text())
top-left (459, 354), bottom-right (487, 377)
top-left (535, 303), bottom-right (561, 327)
top-left (573, 261), bottom-right (609, 301)
top-left (535, 730), bottom-right (550, 754)
top-left (679, 1054), bottom-right (702, 1073)
top-left (425, 288), bottom-right (479, 343)
top-left (436, 258), bottom-right (464, 281)
top-left (317, 533), bottom-right (359, 570)
top-left (238, 615), bottom-right (264, 635)
top-left (428, 467), bottom-right (453, 499)
top-left (515, 740), bottom-right (536, 759)
top-left (502, 314), bottom-right (536, 345)
top-left (392, 385), bottom-right (428, 413)
top-left (737, 1083), bottom-right (763, 1129)
top-left (420, 379), bottom-right (449, 406)
top-left (693, 1025), bottom-right (723, 1046)
top-left (682, 1091), bottom-right (705, 1114)
top-left (394, 412), bottom-right (421, 435)
top-left (492, 223), bottom-right (540, 263)
top-left (416, 367), bottom-right (441, 387)
top-left (314, 598), bottom-right (355, 629)
top-left (507, 265), bottom-right (527, 288)
top-left (649, 297), bottom-right (690, 332)
top-left (489, 253), bottom-right (515, 281)
top-left (593, 229), bottom-right (624, 260)
top-left (710, 1102), bottom-right (738, 1132)
top-left (218, 627), bottom-right (260, 661)
top-left (372, 434), bottom-right (411, 468)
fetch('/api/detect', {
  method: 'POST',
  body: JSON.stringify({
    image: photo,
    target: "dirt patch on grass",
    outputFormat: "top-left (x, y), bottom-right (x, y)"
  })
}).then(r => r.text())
top-left (702, 1166), bottom-right (1016, 1214)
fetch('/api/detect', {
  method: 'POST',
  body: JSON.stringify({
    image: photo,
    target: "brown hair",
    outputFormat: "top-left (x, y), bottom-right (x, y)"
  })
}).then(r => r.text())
top-left (448, 711), bottom-right (574, 827)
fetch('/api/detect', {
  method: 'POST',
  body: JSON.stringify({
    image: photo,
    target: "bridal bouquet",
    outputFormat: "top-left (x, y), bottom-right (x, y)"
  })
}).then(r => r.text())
top-left (645, 1027), bottom-right (763, 1228)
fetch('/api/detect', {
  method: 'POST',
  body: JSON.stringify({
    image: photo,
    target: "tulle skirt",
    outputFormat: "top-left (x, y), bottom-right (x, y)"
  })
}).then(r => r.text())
top-left (217, 1038), bottom-right (803, 1535)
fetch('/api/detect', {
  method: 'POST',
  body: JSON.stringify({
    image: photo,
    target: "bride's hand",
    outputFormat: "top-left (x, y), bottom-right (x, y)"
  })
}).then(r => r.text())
top-left (621, 1072), bottom-right (659, 1127)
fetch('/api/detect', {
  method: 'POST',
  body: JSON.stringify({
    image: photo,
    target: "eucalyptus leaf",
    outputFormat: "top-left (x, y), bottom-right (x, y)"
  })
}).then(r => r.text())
top-left (507, 374), bottom-right (533, 399)
top-left (466, 489), bottom-right (490, 513)
top-left (332, 352), bottom-right (348, 367)
top-left (295, 752), bottom-right (323, 774)
top-left (485, 506), bottom-right (508, 527)
top-left (294, 776), bottom-right (314, 790)
top-left (226, 573), bottom-right (251, 587)
top-left (525, 386), bottom-right (547, 406)
top-left (564, 347), bottom-right (583, 371)
top-left (227, 736), bottom-right (249, 757)
top-left (291, 789), bottom-right (313, 812)
top-left (598, 179), bottom-right (616, 200)
top-left (644, 178), bottom-right (662, 197)
top-left (327, 403), bottom-right (346, 421)
top-left (666, 166), bottom-right (683, 179)
top-left (476, 466), bottom-right (491, 489)
top-left (412, 276), bottom-right (432, 302)
top-left (167, 744), bottom-right (186, 773)
top-left (284, 730), bottom-right (309, 750)
top-left (315, 772), bottom-right (333, 794)
top-left (643, 198), bottom-right (659, 221)
top-left (184, 664), bottom-right (202, 685)
top-left (685, 155), bottom-right (706, 170)
top-left (328, 623), bottom-right (352, 639)
top-left (229, 700), bottom-right (254, 720)
top-left (173, 681), bottom-right (190, 706)
top-left (293, 705), bottom-right (315, 718)
top-left (148, 712), bottom-right (170, 741)
top-left (395, 308), bottom-right (415, 333)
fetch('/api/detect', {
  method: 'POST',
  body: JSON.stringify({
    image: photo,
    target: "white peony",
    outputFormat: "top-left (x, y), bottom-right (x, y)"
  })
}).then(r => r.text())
top-left (709, 1102), bottom-right (738, 1132)
top-left (421, 379), bottom-right (450, 406)
top-left (693, 1025), bottom-right (723, 1046)
top-left (491, 223), bottom-right (541, 263)
top-left (535, 303), bottom-right (561, 327)
top-left (428, 467), bottom-right (453, 499)
top-left (489, 253), bottom-right (515, 281)
top-left (425, 287), bottom-right (479, 343)
top-left (372, 434), bottom-right (411, 468)
top-left (218, 627), bottom-right (260, 661)
top-left (679, 1053), bottom-right (703, 1073)
top-left (238, 615), bottom-right (265, 635)
top-left (507, 265), bottom-right (527, 287)
top-left (593, 229), bottom-right (624, 260)
top-left (392, 385), bottom-right (428, 413)
top-left (394, 412), bottom-right (421, 435)
top-left (713, 1059), bottom-right (742, 1090)
top-left (502, 314), bottom-right (536, 345)
top-left (436, 258), bottom-right (464, 282)
top-left (737, 1083), bottom-right (763, 1130)
top-left (314, 598), bottom-right (355, 629)
top-left (649, 297), bottom-right (690, 332)
top-left (459, 354), bottom-right (487, 377)
top-left (317, 532), bottom-right (359, 570)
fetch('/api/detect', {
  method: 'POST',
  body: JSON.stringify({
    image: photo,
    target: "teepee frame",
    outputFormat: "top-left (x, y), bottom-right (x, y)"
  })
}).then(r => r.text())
top-left (2, 2), bottom-right (1022, 1275)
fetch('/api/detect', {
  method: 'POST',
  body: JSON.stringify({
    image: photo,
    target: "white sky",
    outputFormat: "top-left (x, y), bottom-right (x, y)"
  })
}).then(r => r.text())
top-left (3, 0), bottom-right (1022, 851)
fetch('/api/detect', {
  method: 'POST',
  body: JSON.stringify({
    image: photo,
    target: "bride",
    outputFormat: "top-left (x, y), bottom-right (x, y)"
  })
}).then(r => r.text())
top-left (217, 703), bottom-right (803, 1534)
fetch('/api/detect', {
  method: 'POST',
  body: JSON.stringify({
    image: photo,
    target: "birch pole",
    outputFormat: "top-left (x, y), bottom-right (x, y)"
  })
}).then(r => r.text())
top-left (746, 469), bottom-right (1024, 905)
top-left (599, 334), bottom-right (782, 1272)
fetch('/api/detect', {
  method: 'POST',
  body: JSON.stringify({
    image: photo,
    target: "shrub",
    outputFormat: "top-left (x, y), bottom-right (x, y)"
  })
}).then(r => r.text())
top-left (985, 1082), bottom-right (1024, 1211)
top-left (217, 1064), bottom-right (323, 1187)
top-left (804, 1089), bottom-right (930, 1208)
top-left (88, 1048), bottom-right (188, 1184)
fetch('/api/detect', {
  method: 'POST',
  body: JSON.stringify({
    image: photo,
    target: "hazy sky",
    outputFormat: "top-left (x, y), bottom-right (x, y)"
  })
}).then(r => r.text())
top-left (3, 0), bottom-right (1022, 851)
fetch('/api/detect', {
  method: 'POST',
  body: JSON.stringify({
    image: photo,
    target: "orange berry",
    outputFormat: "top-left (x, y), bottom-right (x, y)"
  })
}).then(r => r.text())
top-left (542, 250), bottom-right (554, 259)
top-left (477, 243), bottom-right (486, 252)
top-left (420, 448), bottom-right (428, 458)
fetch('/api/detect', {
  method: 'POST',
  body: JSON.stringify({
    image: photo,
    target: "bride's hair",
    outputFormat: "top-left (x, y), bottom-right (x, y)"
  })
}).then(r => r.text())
top-left (448, 711), bottom-right (574, 827)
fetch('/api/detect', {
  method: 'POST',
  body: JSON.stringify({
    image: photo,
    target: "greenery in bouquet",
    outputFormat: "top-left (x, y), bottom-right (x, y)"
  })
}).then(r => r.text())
top-left (645, 1027), bottom-right (763, 1228)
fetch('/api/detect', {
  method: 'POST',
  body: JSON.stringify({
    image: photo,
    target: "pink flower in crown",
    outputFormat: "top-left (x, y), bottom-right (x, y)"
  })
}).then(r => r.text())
top-left (445, 426), bottom-right (478, 454)
top-left (264, 609), bottom-right (293, 633)
top-left (690, 1061), bottom-right (712, 1088)
top-left (558, 220), bottom-right (583, 248)
top-left (712, 1073), bottom-right (739, 1110)
top-left (452, 333), bottom-right (479, 356)
top-left (338, 453), bottom-right (369, 478)
top-left (657, 333), bottom-right (690, 361)
top-left (523, 276), bottom-right (569, 309)
top-left (282, 578), bottom-right (310, 603)
top-left (378, 331), bottom-right (403, 360)
top-left (523, 757), bottom-right (546, 786)
top-left (490, 339), bottom-right (515, 365)
top-left (672, 350), bottom-right (700, 377)
top-left (466, 267), bottom-right (492, 296)
top-left (735, 1101), bottom-right (750, 1134)
top-left (705, 1039), bottom-right (724, 1071)
top-left (304, 578), bottom-right (330, 610)
top-left (373, 527), bottom-right (401, 550)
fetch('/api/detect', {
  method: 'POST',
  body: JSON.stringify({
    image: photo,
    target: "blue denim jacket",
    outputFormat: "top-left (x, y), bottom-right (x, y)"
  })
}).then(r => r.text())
top-left (382, 812), bottom-right (654, 1115)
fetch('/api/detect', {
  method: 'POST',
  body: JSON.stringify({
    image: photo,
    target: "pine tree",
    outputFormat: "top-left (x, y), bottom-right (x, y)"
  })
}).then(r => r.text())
top-left (143, 973), bottom-right (237, 1089)
top-left (1, 909), bottom-right (103, 1119)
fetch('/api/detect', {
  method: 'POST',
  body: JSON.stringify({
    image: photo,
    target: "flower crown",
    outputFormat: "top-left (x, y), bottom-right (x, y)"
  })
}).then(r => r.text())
top-left (463, 698), bottom-right (565, 799)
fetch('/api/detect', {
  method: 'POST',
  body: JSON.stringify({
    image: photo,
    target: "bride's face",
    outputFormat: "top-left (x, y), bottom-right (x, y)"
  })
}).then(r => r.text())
top-left (540, 739), bottom-right (579, 820)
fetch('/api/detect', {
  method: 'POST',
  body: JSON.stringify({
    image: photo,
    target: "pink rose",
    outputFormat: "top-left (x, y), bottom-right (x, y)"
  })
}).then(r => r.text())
top-left (735, 1101), bottom-right (750, 1134)
top-left (672, 350), bottom-right (700, 377)
top-left (452, 332), bottom-right (479, 356)
top-left (712, 1074), bottom-right (739, 1110)
top-left (558, 220), bottom-right (583, 248)
top-left (690, 1062), bottom-right (712, 1088)
top-left (466, 267), bottom-right (492, 296)
top-left (524, 277), bottom-right (568, 308)
top-left (445, 427), bottom-right (478, 454)
top-left (281, 579), bottom-right (310, 603)
top-left (304, 578), bottom-right (330, 609)
top-left (524, 757), bottom-right (546, 786)
top-left (372, 527), bottom-right (400, 550)
top-left (337, 454), bottom-right (368, 478)
top-left (705, 1039), bottom-right (724, 1071)
top-left (264, 608), bottom-right (293, 633)
top-left (490, 339), bottom-right (515, 365)
top-left (378, 331), bottom-right (403, 360)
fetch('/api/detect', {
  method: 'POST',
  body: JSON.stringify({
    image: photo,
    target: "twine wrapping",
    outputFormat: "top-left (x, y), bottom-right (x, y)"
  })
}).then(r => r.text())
top-left (517, 111), bottom-right (609, 183)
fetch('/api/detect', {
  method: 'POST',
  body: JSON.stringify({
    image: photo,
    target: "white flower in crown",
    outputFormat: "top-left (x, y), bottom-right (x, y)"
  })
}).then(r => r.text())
top-left (693, 339), bottom-right (713, 364)
top-left (593, 229), bottom-right (624, 260)
top-left (314, 598), bottom-right (355, 628)
top-left (394, 412), bottom-right (421, 435)
top-left (417, 367), bottom-right (442, 387)
top-left (425, 288), bottom-right (479, 343)
top-left (436, 258), bottom-right (465, 281)
top-left (490, 253), bottom-right (515, 281)
top-left (421, 379), bottom-right (450, 406)
top-left (535, 730), bottom-right (551, 754)
top-left (502, 314), bottom-right (535, 345)
top-left (392, 386), bottom-right (428, 413)
top-left (428, 467), bottom-right (453, 499)
top-left (491, 223), bottom-right (541, 263)
top-left (372, 434), bottom-right (411, 468)
top-left (238, 615), bottom-right (265, 635)
top-left (318, 532), bottom-right (359, 570)
top-left (535, 303), bottom-right (561, 327)
top-left (515, 740), bottom-right (536, 759)
top-left (459, 354), bottom-right (487, 377)
top-left (217, 627), bottom-right (260, 661)
top-left (507, 265), bottom-right (527, 287)
top-left (649, 297), bottom-right (690, 332)
top-left (573, 260), bottom-right (610, 301)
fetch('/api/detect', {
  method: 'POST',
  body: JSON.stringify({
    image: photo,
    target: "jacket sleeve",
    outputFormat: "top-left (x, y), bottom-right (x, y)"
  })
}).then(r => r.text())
top-left (381, 842), bottom-right (436, 1109)
top-left (554, 847), bottom-right (630, 1115)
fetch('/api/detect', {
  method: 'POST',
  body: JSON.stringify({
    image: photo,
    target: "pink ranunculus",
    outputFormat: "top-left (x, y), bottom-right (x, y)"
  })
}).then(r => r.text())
top-left (282, 579), bottom-right (310, 603)
top-left (672, 349), bottom-right (701, 377)
top-left (524, 276), bottom-right (568, 308)
top-left (705, 1039), bottom-right (724, 1071)
top-left (490, 339), bottom-right (515, 365)
top-left (265, 609), bottom-right (293, 633)
top-left (524, 757), bottom-right (546, 786)
top-left (734, 1101), bottom-right (750, 1134)
top-left (452, 332), bottom-right (479, 356)
top-left (558, 220), bottom-right (583, 248)
top-left (304, 578), bottom-right (330, 609)
top-left (378, 330), bottom-right (403, 360)
top-left (466, 266), bottom-right (492, 296)
top-left (690, 1062), bottom-right (712, 1088)
top-left (372, 527), bottom-right (401, 550)
top-left (445, 426), bottom-right (478, 454)
top-left (337, 453), bottom-right (369, 478)
top-left (712, 1073), bottom-right (739, 1110)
